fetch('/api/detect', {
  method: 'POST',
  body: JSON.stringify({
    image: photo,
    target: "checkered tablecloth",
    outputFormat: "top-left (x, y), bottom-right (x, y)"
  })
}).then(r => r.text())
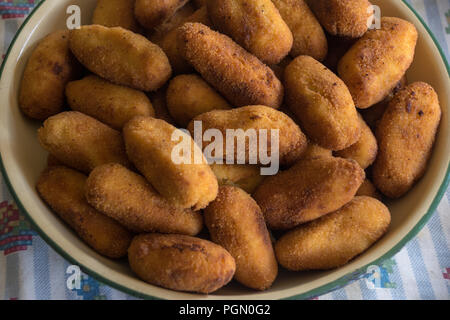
top-left (0, 0), bottom-right (449, 300)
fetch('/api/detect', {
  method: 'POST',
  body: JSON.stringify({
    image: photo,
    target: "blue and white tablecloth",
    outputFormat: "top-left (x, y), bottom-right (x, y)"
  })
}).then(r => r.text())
top-left (0, 0), bottom-right (449, 300)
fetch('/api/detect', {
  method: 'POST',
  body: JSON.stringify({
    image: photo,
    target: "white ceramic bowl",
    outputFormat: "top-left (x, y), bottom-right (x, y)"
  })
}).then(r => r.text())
top-left (0, 0), bottom-right (449, 300)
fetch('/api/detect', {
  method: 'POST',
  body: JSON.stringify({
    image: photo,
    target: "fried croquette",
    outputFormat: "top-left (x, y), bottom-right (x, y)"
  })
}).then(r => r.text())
top-left (166, 74), bottom-right (231, 127)
top-left (85, 164), bottom-right (204, 235)
top-left (360, 76), bottom-right (408, 130)
top-left (300, 142), bottom-right (332, 159)
top-left (66, 75), bottom-right (155, 130)
top-left (272, 0), bottom-right (327, 61)
top-left (123, 116), bottom-right (218, 210)
top-left (338, 17), bottom-right (418, 109)
top-left (307, 0), bottom-right (373, 38)
top-left (148, 2), bottom-right (196, 43)
top-left (210, 163), bottom-right (265, 194)
top-left (207, 0), bottom-right (293, 64)
top-left (178, 23), bottom-right (284, 109)
top-left (19, 30), bottom-right (80, 120)
top-left (69, 25), bottom-right (172, 91)
top-left (187, 105), bottom-right (307, 166)
top-left (372, 82), bottom-right (441, 198)
top-left (37, 166), bottom-right (132, 258)
top-left (134, 0), bottom-right (190, 30)
top-left (157, 7), bottom-right (212, 74)
top-left (204, 186), bottom-right (278, 290)
top-left (356, 179), bottom-right (381, 200)
top-left (253, 156), bottom-right (365, 230)
top-left (128, 234), bottom-right (236, 294)
top-left (284, 55), bottom-right (361, 151)
top-left (275, 196), bottom-right (391, 270)
top-left (335, 114), bottom-right (378, 169)
top-left (38, 112), bottom-right (130, 174)
top-left (92, 0), bottom-right (142, 33)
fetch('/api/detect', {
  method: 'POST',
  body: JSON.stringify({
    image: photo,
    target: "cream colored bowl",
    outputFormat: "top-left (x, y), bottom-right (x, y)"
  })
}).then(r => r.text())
top-left (0, 0), bottom-right (449, 300)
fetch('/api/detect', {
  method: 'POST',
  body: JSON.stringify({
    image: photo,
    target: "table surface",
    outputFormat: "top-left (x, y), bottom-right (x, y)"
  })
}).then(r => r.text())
top-left (0, 0), bottom-right (449, 300)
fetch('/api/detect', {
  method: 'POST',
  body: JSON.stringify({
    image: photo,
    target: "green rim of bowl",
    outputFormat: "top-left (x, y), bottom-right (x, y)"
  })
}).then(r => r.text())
top-left (0, 0), bottom-right (449, 300)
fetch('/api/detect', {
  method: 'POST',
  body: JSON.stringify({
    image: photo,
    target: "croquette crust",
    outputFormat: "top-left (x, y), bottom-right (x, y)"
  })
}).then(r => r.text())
top-left (285, 55), bottom-right (361, 151)
top-left (166, 74), bottom-right (231, 127)
top-left (66, 75), bottom-right (154, 130)
top-left (372, 82), bottom-right (441, 198)
top-left (207, 0), bottom-right (293, 65)
top-left (134, 0), bottom-right (189, 30)
top-left (128, 234), bottom-right (236, 294)
top-left (338, 17), bottom-right (418, 109)
top-left (178, 23), bottom-right (284, 109)
top-left (92, 0), bottom-right (142, 32)
top-left (156, 7), bottom-right (212, 74)
top-left (308, 0), bottom-right (372, 38)
top-left (204, 186), bottom-right (278, 290)
top-left (356, 179), bottom-right (381, 200)
top-left (37, 166), bottom-right (132, 258)
top-left (124, 116), bottom-right (218, 210)
top-left (335, 114), bottom-right (378, 169)
top-left (210, 163), bottom-right (265, 194)
top-left (272, 0), bottom-right (327, 60)
top-left (19, 30), bottom-right (79, 120)
top-left (187, 105), bottom-right (307, 166)
top-left (69, 25), bottom-right (172, 91)
top-left (275, 196), bottom-right (391, 270)
top-left (38, 111), bottom-right (130, 174)
top-left (253, 156), bottom-right (365, 230)
top-left (85, 164), bottom-right (203, 235)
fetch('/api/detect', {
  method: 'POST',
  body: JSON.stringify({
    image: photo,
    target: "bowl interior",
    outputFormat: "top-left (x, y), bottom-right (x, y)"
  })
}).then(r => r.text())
top-left (0, 0), bottom-right (449, 300)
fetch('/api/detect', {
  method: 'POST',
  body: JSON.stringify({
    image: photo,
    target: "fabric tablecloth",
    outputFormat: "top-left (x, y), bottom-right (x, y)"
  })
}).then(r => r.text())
top-left (0, 0), bottom-right (449, 300)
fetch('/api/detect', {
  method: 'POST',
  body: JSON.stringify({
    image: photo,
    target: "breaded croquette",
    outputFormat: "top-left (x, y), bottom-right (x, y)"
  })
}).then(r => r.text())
top-left (19, 30), bottom-right (80, 120)
top-left (157, 7), bottom-right (212, 74)
top-left (187, 105), bottom-right (307, 166)
top-left (285, 55), bottom-right (361, 151)
top-left (207, 0), bottom-right (293, 64)
top-left (92, 0), bottom-right (142, 33)
top-left (373, 82), bottom-right (441, 198)
top-left (300, 142), bottom-right (332, 159)
top-left (128, 234), bottom-right (236, 294)
top-left (178, 23), bottom-right (284, 109)
top-left (253, 156), bottom-right (365, 230)
top-left (85, 164), bottom-right (204, 235)
top-left (338, 17), bottom-right (418, 109)
top-left (360, 76), bottom-right (408, 130)
top-left (123, 116), bottom-right (218, 210)
top-left (66, 75), bottom-right (155, 130)
top-left (275, 196), bottom-right (391, 270)
top-left (272, 0), bottom-right (327, 61)
top-left (335, 114), bottom-right (378, 169)
top-left (307, 0), bottom-right (373, 38)
top-left (210, 163), bottom-right (265, 194)
top-left (148, 2), bottom-right (196, 43)
top-left (69, 25), bottom-right (172, 92)
top-left (38, 112), bottom-right (130, 174)
top-left (166, 74), bottom-right (231, 127)
top-left (134, 0), bottom-right (190, 30)
top-left (204, 186), bottom-right (278, 290)
top-left (356, 179), bottom-right (381, 200)
top-left (37, 166), bottom-right (132, 258)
